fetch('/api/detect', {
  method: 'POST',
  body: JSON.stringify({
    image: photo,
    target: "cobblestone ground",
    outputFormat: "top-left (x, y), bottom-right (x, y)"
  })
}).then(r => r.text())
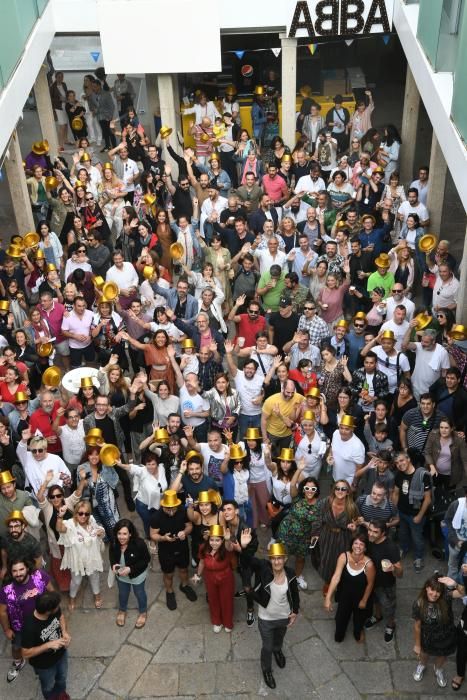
top-left (0, 524), bottom-right (463, 700)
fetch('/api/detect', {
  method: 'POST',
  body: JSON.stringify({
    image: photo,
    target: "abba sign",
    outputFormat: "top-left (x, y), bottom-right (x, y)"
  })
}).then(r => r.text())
top-left (287, 0), bottom-right (394, 37)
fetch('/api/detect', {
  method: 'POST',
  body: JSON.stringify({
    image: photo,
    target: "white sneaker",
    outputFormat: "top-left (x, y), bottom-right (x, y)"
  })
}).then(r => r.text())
top-left (296, 575), bottom-right (308, 590)
top-left (434, 665), bottom-right (447, 688)
top-left (224, 627), bottom-right (232, 632)
top-left (413, 663), bottom-right (425, 682)
top-left (213, 625), bottom-right (223, 633)
top-left (7, 659), bottom-right (25, 683)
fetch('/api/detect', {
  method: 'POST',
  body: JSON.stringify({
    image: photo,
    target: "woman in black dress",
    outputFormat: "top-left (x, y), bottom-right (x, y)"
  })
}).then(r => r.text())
top-left (412, 575), bottom-right (457, 688)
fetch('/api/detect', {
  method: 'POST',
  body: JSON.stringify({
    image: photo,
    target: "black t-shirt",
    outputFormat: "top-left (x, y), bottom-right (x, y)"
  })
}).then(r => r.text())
top-left (150, 508), bottom-right (189, 554)
top-left (268, 312), bottom-right (299, 353)
top-left (143, 156), bottom-right (166, 179)
top-left (95, 415), bottom-right (117, 445)
top-left (180, 474), bottom-right (218, 500)
top-left (219, 206), bottom-right (248, 225)
top-left (21, 611), bottom-right (65, 669)
top-left (2, 532), bottom-right (41, 565)
top-left (368, 538), bottom-right (400, 588)
top-left (291, 162), bottom-right (311, 180)
top-left (222, 230), bottom-right (255, 258)
top-left (394, 469), bottom-right (431, 516)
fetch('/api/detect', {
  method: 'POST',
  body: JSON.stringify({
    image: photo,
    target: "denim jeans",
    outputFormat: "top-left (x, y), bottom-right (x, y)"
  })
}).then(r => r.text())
top-left (34, 649), bottom-right (68, 699)
top-left (135, 499), bottom-right (156, 538)
top-left (237, 413), bottom-right (261, 439)
top-left (398, 511), bottom-right (425, 560)
top-left (117, 577), bottom-right (148, 613)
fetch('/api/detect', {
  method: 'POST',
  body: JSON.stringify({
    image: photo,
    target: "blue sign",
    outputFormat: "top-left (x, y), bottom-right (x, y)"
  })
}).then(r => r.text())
top-left (234, 51), bottom-right (245, 60)
top-left (90, 52), bottom-right (100, 63)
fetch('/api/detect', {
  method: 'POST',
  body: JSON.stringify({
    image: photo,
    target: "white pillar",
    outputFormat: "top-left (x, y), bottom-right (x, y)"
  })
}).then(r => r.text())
top-left (157, 74), bottom-right (181, 155)
top-left (172, 76), bottom-right (182, 137)
top-left (457, 225), bottom-right (467, 324)
top-left (280, 35), bottom-right (297, 150)
top-left (399, 66), bottom-right (420, 186)
top-left (33, 64), bottom-right (59, 157)
top-left (426, 132), bottom-right (447, 234)
top-left (145, 73), bottom-right (160, 143)
top-left (4, 131), bottom-right (35, 233)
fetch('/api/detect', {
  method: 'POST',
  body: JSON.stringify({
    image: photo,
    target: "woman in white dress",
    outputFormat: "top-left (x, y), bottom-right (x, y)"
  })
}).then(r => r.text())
top-left (56, 499), bottom-right (105, 610)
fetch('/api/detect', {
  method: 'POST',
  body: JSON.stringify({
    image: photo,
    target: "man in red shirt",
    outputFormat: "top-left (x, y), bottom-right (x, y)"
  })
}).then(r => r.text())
top-left (38, 291), bottom-right (70, 370)
top-left (29, 391), bottom-right (66, 456)
top-left (261, 164), bottom-right (289, 206)
top-left (228, 296), bottom-right (266, 348)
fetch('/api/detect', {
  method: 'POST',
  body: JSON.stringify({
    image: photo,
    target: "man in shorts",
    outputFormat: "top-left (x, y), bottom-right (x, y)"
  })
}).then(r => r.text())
top-left (150, 489), bottom-right (197, 610)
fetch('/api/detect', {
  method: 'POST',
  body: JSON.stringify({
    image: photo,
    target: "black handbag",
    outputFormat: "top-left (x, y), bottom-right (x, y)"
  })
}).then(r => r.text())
top-left (431, 486), bottom-right (457, 520)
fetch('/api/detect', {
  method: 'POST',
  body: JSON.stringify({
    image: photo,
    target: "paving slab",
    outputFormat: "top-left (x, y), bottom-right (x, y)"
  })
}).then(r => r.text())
top-left (178, 661), bottom-right (217, 695)
top-left (292, 636), bottom-right (340, 686)
top-left (130, 661), bottom-right (179, 697)
top-left (390, 660), bottom-right (458, 694)
top-left (128, 601), bottom-right (179, 654)
top-left (0, 658), bottom-right (38, 700)
top-left (67, 658), bottom-right (105, 699)
top-left (67, 608), bottom-right (131, 657)
top-left (314, 672), bottom-right (361, 699)
top-left (99, 643), bottom-right (152, 696)
top-left (153, 624), bottom-right (204, 663)
top-left (341, 660), bottom-right (393, 694)
top-left (231, 624), bottom-right (261, 660)
top-left (214, 660), bottom-right (265, 694)
top-left (312, 618), bottom-right (367, 660)
top-left (204, 622), bottom-right (233, 661)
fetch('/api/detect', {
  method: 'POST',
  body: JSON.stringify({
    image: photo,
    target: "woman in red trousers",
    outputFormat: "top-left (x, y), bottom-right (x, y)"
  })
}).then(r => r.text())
top-left (194, 525), bottom-right (236, 633)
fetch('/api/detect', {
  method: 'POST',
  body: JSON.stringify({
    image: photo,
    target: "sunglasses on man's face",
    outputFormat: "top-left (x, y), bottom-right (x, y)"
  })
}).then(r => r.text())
top-left (77, 512), bottom-right (90, 517)
top-left (32, 448), bottom-right (45, 454)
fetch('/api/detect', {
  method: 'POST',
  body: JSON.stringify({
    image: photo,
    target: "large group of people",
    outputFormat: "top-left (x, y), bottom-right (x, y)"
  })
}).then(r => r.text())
top-left (0, 69), bottom-right (465, 697)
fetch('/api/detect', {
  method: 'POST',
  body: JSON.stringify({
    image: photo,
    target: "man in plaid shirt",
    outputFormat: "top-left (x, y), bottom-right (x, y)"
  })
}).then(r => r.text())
top-left (297, 302), bottom-right (328, 345)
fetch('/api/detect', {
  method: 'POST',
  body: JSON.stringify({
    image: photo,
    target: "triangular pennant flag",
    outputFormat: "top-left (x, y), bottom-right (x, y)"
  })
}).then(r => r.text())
top-left (271, 48), bottom-right (281, 57)
top-left (308, 44), bottom-right (318, 55)
top-left (234, 51), bottom-right (245, 60)
top-left (90, 51), bottom-right (100, 62)
top-left (382, 35), bottom-right (390, 45)
top-left (345, 39), bottom-right (354, 47)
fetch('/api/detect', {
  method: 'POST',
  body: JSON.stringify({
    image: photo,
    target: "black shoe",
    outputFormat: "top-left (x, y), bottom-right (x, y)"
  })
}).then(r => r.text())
top-left (262, 669), bottom-right (276, 689)
top-left (246, 610), bottom-right (256, 626)
top-left (384, 626), bottom-right (395, 643)
top-left (234, 589), bottom-right (246, 598)
top-left (125, 495), bottom-right (136, 512)
top-left (364, 615), bottom-right (383, 630)
top-left (273, 650), bottom-right (286, 668)
top-left (179, 584), bottom-right (197, 602)
top-left (166, 591), bottom-right (177, 610)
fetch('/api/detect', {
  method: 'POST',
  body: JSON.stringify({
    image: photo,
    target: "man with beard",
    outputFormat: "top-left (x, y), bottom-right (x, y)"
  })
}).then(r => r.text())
top-left (0, 559), bottom-right (53, 684)
top-left (225, 342), bottom-right (264, 435)
top-left (170, 452), bottom-right (218, 500)
top-left (366, 520), bottom-right (402, 643)
top-left (261, 379), bottom-right (303, 449)
top-left (0, 471), bottom-right (33, 539)
top-left (0, 514), bottom-right (42, 576)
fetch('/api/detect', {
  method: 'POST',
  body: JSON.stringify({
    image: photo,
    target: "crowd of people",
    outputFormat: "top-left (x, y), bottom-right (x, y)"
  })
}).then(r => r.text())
top-left (0, 70), bottom-right (466, 697)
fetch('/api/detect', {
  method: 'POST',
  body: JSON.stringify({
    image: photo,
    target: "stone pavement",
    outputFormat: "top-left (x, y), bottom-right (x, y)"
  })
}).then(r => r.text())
top-left (0, 531), bottom-right (463, 700)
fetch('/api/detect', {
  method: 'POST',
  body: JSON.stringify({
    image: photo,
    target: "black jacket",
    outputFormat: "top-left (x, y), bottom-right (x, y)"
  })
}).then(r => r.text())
top-left (109, 536), bottom-right (150, 579)
top-left (249, 557), bottom-right (300, 614)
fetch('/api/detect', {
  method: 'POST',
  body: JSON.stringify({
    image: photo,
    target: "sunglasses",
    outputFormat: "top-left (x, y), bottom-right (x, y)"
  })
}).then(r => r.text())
top-left (304, 307), bottom-right (315, 311)
top-left (354, 323), bottom-right (365, 328)
top-left (77, 512), bottom-right (90, 517)
top-left (32, 448), bottom-right (45, 454)
top-left (303, 485), bottom-right (318, 493)
top-left (85, 197), bottom-right (94, 202)
top-left (77, 249), bottom-right (86, 254)
top-left (436, 314), bottom-right (445, 318)
top-left (49, 494), bottom-right (63, 500)
top-left (248, 310), bottom-right (259, 315)
top-left (335, 486), bottom-right (349, 492)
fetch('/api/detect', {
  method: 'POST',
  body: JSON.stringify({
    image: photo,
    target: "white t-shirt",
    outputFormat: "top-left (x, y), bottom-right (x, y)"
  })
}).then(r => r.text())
top-left (411, 343), bottom-right (451, 399)
top-left (60, 421), bottom-right (86, 465)
top-left (432, 275), bottom-right (459, 309)
top-left (199, 443), bottom-right (226, 485)
top-left (106, 262), bottom-right (139, 289)
top-left (331, 431), bottom-right (365, 484)
top-left (385, 296), bottom-right (415, 321)
top-left (179, 386), bottom-right (209, 427)
top-left (253, 248), bottom-right (287, 275)
top-left (398, 200), bottom-right (429, 224)
top-left (234, 370), bottom-right (263, 416)
top-left (380, 318), bottom-right (410, 351)
top-left (372, 345), bottom-right (411, 393)
top-left (295, 431), bottom-right (327, 478)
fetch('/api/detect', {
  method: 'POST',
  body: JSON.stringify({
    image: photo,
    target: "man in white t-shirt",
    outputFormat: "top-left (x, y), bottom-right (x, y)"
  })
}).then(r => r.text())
top-left (397, 188), bottom-right (430, 228)
top-left (169, 349), bottom-right (210, 442)
top-left (184, 425), bottom-right (229, 489)
top-left (225, 341), bottom-right (264, 437)
top-left (385, 286), bottom-right (415, 321)
top-left (330, 416), bottom-right (365, 485)
top-left (380, 305), bottom-right (410, 351)
top-left (402, 324), bottom-right (450, 399)
top-left (362, 330), bottom-right (411, 395)
top-left (106, 250), bottom-right (139, 309)
top-left (295, 168), bottom-right (326, 221)
top-left (253, 237), bottom-right (287, 275)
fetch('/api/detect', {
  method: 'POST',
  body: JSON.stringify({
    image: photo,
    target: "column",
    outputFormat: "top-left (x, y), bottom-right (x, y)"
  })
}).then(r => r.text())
top-left (157, 74), bottom-right (181, 154)
top-left (33, 64), bottom-right (59, 156)
top-left (399, 66), bottom-right (420, 186)
top-left (145, 73), bottom-right (160, 143)
top-left (456, 225), bottom-right (467, 324)
top-left (172, 76), bottom-right (182, 137)
top-left (426, 132), bottom-right (447, 234)
top-left (4, 131), bottom-right (35, 233)
top-left (280, 35), bottom-right (297, 149)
